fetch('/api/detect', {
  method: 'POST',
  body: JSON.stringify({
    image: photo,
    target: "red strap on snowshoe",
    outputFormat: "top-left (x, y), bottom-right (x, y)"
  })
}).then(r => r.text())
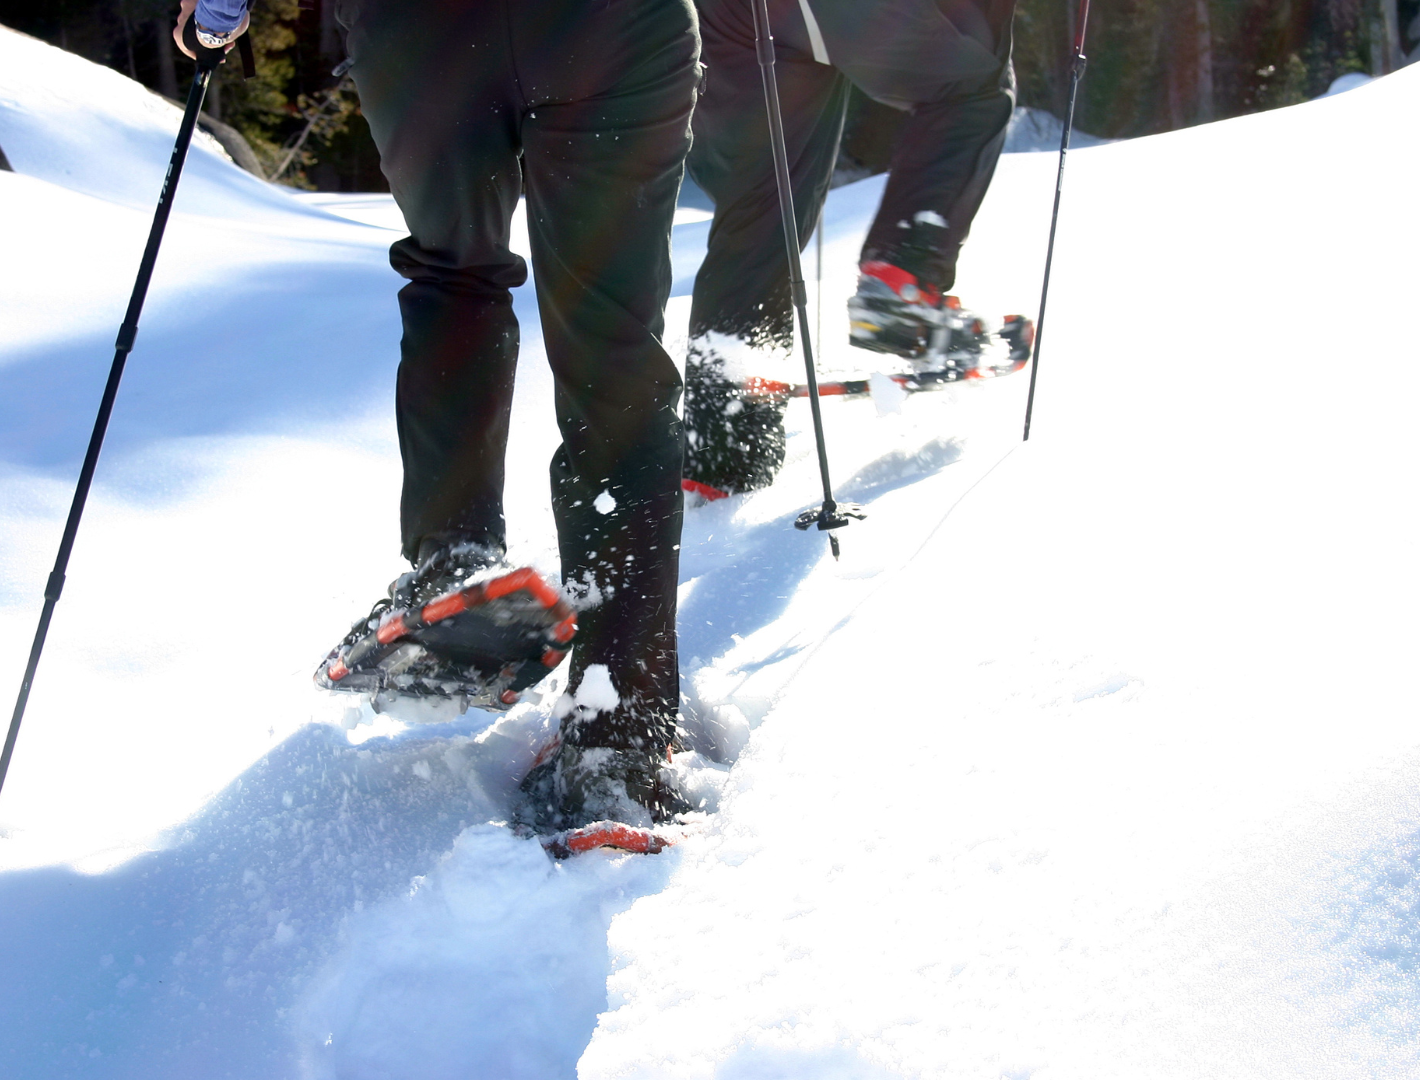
top-left (682, 478), bottom-right (729, 502)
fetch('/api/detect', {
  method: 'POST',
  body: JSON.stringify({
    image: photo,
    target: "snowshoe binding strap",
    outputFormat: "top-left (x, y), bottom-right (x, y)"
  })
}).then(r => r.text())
top-left (315, 566), bottom-right (576, 710)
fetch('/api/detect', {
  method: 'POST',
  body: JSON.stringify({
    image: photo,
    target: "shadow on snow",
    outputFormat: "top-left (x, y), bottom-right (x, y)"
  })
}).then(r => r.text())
top-left (0, 714), bottom-right (672, 1080)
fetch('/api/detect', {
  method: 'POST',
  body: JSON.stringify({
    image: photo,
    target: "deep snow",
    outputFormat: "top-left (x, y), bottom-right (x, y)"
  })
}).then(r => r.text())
top-left (2, 23), bottom-right (1420, 1080)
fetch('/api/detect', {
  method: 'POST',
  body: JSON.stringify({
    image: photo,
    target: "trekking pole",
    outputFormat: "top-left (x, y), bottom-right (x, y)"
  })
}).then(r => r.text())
top-left (815, 218), bottom-right (823, 350)
top-left (0, 33), bottom-right (248, 800)
top-left (1022, 0), bottom-right (1091, 441)
top-left (750, 0), bottom-right (864, 558)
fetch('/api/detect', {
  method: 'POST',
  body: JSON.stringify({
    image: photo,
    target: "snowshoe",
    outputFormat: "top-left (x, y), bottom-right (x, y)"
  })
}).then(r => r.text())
top-left (848, 261), bottom-right (1033, 382)
top-left (314, 550), bottom-right (577, 712)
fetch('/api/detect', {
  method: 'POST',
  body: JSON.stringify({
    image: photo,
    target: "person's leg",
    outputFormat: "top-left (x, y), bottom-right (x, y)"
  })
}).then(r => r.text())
top-left (833, 0), bottom-right (1017, 289)
top-left (684, 0), bottom-right (847, 492)
top-left (339, 0), bottom-right (525, 563)
top-left (688, 0), bottom-right (847, 354)
top-left (512, 0), bottom-right (700, 760)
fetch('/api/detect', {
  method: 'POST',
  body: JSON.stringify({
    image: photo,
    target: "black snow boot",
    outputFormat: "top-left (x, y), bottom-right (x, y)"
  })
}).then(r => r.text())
top-left (514, 734), bottom-right (692, 835)
top-left (683, 342), bottom-right (790, 495)
top-left (847, 260), bottom-right (947, 359)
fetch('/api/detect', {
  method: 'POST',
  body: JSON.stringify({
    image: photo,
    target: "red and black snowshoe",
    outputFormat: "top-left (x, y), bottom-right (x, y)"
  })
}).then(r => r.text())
top-left (847, 261), bottom-right (1034, 383)
top-left (315, 566), bottom-right (577, 712)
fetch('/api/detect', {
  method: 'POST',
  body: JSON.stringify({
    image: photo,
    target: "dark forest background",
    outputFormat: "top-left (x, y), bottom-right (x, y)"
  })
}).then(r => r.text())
top-left (1, 0), bottom-right (1416, 191)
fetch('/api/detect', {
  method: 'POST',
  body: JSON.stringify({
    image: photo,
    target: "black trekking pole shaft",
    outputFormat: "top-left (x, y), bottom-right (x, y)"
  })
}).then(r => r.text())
top-left (1022, 0), bottom-right (1091, 441)
top-left (0, 68), bottom-right (212, 800)
top-left (751, 0), bottom-right (838, 517)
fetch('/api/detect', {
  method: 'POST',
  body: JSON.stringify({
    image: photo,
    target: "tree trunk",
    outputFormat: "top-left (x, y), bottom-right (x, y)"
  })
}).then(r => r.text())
top-left (119, 0), bottom-right (137, 80)
top-left (1167, 62), bottom-right (1185, 130)
top-left (153, 17), bottom-right (179, 100)
top-left (197, 113), bottom-right (267, 178)
top-left (320, 0), bottom-right (342, 62)
top-left (1195, 0), bottom-right (1215, 122)
top-left (1371, 0), bottom-right (1403, 73)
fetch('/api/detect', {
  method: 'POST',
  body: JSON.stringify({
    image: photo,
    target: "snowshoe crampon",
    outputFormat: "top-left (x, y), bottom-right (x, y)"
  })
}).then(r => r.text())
top-left (315, 567), bottom-right (576, 711)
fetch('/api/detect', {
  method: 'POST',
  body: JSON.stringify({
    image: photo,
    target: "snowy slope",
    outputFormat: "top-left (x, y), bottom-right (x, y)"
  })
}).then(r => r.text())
top-left (1, 24), bottom-right (1419, 1080)
top-left (578, 72), bottom-right (1420, 1079)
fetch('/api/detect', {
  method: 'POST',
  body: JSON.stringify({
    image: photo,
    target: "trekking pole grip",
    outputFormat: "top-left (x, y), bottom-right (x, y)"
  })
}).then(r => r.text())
top-left (182, 17), bottom-right (230, 70)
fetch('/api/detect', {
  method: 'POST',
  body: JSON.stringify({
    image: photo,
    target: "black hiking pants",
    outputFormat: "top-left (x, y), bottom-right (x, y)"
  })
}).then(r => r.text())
top-left (688, 0), bottom-right (1016, 349)
top-left (339, 0), bottom-right (700, 754)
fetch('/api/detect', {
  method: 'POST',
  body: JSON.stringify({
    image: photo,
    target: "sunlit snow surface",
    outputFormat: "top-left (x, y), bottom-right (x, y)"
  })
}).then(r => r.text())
top-left (2, 24), bottom-right (1420, 1079)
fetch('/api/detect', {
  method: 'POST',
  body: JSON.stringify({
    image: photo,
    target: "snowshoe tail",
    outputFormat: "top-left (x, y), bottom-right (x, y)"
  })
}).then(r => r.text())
top-left (682, 478), bottom-right (730, 502)
top-left (541, 820), bottom-right (674, 859)
top-left (315, 567), bottom-right (576, 710)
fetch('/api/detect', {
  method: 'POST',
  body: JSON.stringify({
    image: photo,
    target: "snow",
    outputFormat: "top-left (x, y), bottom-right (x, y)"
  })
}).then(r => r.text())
top-left (1003, 106), bottom-right (1112, 153)
top-left (1321, 72), bottom-right (1375, 97)
top-left (2, 22), bottom-right (1420, 1079)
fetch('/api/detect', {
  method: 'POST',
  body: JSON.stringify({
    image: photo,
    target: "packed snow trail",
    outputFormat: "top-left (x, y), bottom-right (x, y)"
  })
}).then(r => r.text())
top-left (2, 24), bottom-right (1419, 1079)
top-left (577, 70), bottom-right (1420, 1079)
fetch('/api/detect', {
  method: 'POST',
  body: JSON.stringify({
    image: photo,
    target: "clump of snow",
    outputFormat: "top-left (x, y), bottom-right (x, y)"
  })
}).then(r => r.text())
top-left (560, 663), bottom-right (620, 716)
top-left (666, 751), bottom-right (731, 814)
top-left (689, 328), bottom-right (798, 383)
top-left (593, 489), bottom-right (617, 514)
top-left (868, 371), bottom-right (908, 415)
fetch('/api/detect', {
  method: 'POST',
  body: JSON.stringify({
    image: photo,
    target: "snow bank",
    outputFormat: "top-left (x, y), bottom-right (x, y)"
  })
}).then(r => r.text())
top-left (0, 24), bottom-right (329, 222)
top-left (1321, 71), bottom-right (1375, 97)
top-left (1003, 105), bottom-right (1112, 152)
top-left (578, 61), bottom-right (1420, 1079)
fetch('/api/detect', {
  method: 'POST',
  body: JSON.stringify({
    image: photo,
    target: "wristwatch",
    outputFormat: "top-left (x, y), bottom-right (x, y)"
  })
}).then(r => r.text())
top-left (194, 22), bottom-right (235, 50)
